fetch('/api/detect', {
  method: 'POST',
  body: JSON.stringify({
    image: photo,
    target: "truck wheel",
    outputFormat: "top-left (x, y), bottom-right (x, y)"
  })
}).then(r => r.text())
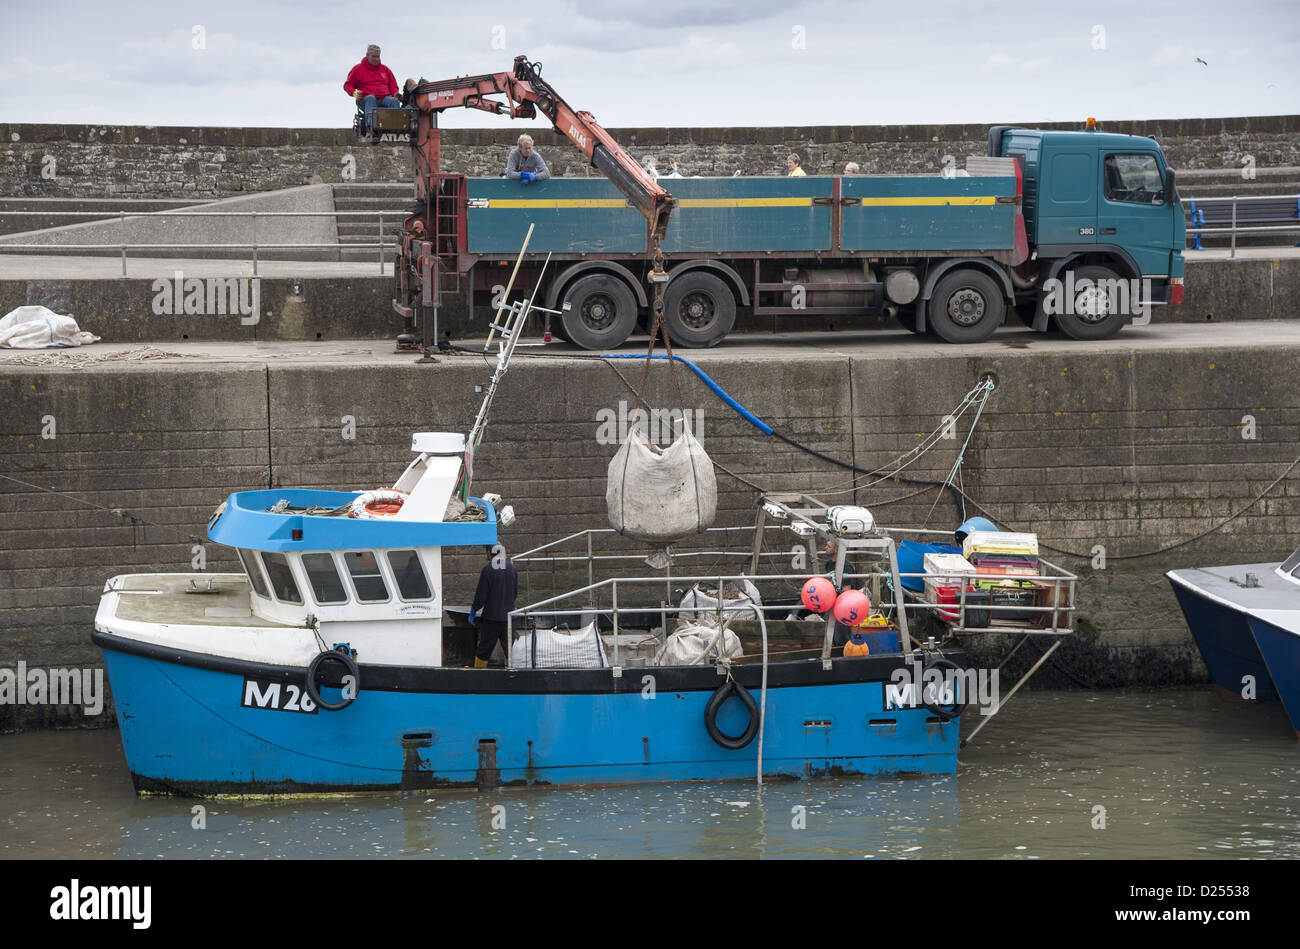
top-left (927, 270), bottom-right (1005, 343)
top-left (663, 272), bottom-right (736, 348)
top-left (1054, 265), bottom-right (1129, 340)
top-left (559, 273), bottom-right (638, 350)
top-left (548, 314), bottom-right (571, 342)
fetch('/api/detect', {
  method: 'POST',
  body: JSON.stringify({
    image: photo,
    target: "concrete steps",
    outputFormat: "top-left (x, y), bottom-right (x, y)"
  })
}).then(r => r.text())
top-left (333, 184), bottom-right (411, 261)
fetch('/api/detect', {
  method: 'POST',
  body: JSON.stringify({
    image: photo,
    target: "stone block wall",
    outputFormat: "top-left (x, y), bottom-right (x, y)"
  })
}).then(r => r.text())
top-left (3, 116), bottom-right (1296, 199)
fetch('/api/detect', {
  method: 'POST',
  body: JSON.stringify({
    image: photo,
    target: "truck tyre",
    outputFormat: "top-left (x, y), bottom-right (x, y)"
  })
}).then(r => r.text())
top-left (927, 269), bottom-right (1005, 343)
top-left (547, 307), bottom-right (571, 342)
top-left (663, 271), bottom-right (736, 348)
top-left (1053, 265), bottom-right (1129, 340)
top-left (559, 273), bottom-right (639, 350)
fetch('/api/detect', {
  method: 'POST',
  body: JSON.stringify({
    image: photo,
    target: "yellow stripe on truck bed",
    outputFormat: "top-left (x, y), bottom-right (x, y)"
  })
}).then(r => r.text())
top-left (677, 198), bottom-right (814, 208)
top-left (486, 198), bottom-right (630, 209)
top-left (857, 196), bottom-right (997, 206)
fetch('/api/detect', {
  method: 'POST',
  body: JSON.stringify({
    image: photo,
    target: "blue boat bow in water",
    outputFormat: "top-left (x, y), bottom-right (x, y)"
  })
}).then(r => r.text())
top-left (1168, 545), bottom-right (1300, 736)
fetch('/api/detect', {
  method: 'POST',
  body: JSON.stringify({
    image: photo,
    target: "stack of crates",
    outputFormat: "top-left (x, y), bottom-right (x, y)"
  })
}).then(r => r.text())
top-left (922, 552), bottom-right (979, 623)
top-left (961, 531), bottom-right (1040, 621)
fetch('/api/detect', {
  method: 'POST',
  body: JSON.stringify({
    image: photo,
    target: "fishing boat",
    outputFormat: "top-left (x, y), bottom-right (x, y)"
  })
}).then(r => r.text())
top-left (91, 286), bottom-right (1077, 795)
top-left (92, 444), bottom-right (1082, 795)
top-left (1167, 547), bottom-right (1300, 736)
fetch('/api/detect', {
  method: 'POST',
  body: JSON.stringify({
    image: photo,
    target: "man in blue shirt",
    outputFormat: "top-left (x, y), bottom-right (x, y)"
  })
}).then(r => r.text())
top-left (471, 545), bottom-right (519, 667)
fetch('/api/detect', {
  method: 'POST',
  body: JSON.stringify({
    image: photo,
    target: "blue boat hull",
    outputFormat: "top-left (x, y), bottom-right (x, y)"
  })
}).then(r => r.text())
top-left (96, 634), bottom-right (961, 794)
top-left (1169, 581), bottom-right (1279, 702)
top-left (1244, 616), bottom-right (1300, 735)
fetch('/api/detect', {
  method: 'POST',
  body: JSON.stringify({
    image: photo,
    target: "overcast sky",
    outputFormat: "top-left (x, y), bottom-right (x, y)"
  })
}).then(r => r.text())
top-left (2, 0), bottom-right (1296, 129)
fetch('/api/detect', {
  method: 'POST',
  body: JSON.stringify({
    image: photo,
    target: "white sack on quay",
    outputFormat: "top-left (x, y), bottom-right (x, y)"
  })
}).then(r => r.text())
top-left (0, 306), bottom-right (100, 349)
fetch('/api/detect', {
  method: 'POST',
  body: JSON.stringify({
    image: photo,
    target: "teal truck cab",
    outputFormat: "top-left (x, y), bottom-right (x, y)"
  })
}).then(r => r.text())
top-left (407, 124), bottom-right (1185, 348)
top-left (990, 123), bottom-right (1186, 339)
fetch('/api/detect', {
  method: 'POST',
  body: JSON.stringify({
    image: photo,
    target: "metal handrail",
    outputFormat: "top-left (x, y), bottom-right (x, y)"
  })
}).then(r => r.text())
top-left (514, 524), bottom-right (752, 560)
top-left (0, 208), bottom-right (412, 276)
top-left (507, 565), bottom-right (1077, 670)
top-left (1179, 193), bottom-right (1300, 257)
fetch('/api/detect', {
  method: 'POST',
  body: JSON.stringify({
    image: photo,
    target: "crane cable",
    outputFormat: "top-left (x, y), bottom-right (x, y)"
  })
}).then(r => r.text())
top-left (507, 347), bottom-right (1300, 563)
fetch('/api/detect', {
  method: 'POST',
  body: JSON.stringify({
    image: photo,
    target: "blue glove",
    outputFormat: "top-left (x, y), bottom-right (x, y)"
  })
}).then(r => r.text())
top-left (520, 171), bottom-right (535, 185)
top-left (469, 608), bottom-right (478, 625)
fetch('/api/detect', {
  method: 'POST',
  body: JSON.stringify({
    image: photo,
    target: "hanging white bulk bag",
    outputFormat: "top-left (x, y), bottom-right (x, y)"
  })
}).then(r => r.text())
top-left (606, 427), bottom-right (717, 543)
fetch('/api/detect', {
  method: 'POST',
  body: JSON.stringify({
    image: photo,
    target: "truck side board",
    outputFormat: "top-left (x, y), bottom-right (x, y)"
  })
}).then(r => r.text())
top-left (467, 174), bottom-right (1020, 257)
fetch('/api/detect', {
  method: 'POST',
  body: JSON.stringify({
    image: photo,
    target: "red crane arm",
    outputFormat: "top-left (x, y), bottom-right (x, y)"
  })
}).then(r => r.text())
top-left (404, 56), bottom-right (675, 250)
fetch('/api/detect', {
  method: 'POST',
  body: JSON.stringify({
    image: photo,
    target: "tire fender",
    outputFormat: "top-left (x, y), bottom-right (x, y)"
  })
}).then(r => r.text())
top-left (704, 678), bottom-right (760, 750)
top-left (306, 648), bottom-right (360, 712)
top-left (920, 657), bottom-right (967, 722)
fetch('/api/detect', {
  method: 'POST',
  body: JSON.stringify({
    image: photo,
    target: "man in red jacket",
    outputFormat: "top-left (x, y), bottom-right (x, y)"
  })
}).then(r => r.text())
top-left (344, 44), bottom-right (400, 139)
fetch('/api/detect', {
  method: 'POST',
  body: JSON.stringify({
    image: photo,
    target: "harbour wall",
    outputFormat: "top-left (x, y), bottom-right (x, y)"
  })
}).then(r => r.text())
top-left (3, 116), bottom-right (1297, 198)
top-left (1, 255), bottom-right (1297, 345)
top-left (3, 335), bottom-right (1299, 731)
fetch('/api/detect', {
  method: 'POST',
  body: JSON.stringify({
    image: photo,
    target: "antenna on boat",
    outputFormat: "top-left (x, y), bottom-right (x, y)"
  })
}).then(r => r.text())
top-left (461, 252), bottom-right (553, 498)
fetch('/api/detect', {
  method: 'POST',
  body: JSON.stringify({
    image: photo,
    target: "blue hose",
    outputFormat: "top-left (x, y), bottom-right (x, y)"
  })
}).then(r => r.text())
top-left (599, 353), bottom-right (773, 435)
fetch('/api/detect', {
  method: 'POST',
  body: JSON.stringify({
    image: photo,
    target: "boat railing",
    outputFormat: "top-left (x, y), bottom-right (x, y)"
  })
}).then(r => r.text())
top-left (514, 523), bottom-right (1076, 622)
top-left (507, 564), bottom-right (1077, 671)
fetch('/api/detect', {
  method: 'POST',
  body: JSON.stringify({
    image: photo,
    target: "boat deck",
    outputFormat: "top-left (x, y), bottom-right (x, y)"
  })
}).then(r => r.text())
top-left (1168, 562), bottom-right (1300, 615)
top-left (108, 573), bottom-right (294, 628)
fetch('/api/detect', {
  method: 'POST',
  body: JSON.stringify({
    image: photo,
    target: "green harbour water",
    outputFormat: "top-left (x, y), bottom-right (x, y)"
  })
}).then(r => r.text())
top-left (2, 688), bottom-right (1297, 860)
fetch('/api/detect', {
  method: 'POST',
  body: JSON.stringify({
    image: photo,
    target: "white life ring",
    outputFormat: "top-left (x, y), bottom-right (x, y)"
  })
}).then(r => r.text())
top-left (349, 489), bottom-right (407, 519)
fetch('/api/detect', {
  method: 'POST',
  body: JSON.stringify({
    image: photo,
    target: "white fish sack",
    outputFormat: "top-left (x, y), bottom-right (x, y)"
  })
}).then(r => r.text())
top-left (0, 305), bottom-right (99, 349)
top-left (511, 622), bottom-right (609, 669)
top-left (678, 578), bottom-right (763, 622)
top-left (659, 621), bottom-right (743, 666)
top-left (606, 428), bottom-right (717, 543)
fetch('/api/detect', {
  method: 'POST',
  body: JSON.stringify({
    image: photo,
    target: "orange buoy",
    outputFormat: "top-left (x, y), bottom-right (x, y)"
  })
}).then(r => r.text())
top-left (844, 632), bottom-right (871, 658)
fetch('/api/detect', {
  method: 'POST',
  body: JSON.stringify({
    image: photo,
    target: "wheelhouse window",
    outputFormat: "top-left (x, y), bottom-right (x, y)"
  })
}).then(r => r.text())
top-left (343, 551), bottom-right (390, 602)
top-left (238, 548), bottom-right (270, 599)
top-left (302, 553), bottom-right (348, 604)
top-left (1104, 154), bottom-right (1164, 204)
top-left (387, 550), bottom-right (433, 601)
top-left (260, 552), bottom-right (303, 604)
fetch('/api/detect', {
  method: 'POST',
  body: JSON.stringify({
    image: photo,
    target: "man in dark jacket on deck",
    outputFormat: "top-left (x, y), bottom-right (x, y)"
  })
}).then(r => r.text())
top-left (471, 545), bottom-right (519, 668)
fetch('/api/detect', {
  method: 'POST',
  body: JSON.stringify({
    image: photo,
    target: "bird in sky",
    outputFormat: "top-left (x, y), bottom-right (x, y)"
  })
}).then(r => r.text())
top-left (1195, 57), bottom-right (1208, 66)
